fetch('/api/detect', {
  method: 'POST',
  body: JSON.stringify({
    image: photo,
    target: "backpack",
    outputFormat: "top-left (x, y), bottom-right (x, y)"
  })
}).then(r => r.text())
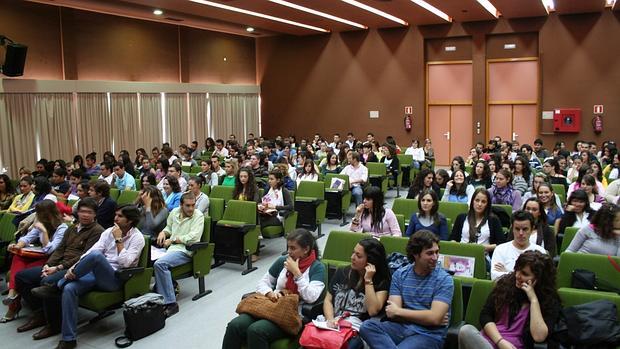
top-left (552, 299), bottom-right (620, 348)
top-left (386, 252), bottom-right (409, 275)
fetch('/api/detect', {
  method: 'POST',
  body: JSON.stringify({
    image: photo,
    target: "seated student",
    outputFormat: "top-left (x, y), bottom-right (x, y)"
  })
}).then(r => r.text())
top-left (233, 168), bottom-right (260, 203)
top-left (380, 144), bottom-right (400, 189)
top-left (65, 169), bottom-right (84, 200)
top-left (296, 159), bottom-right (319, 187)
top-left (161, 175), bottom-right (182, 212)
top-left (198, 159), bottom-right (220, 187)
top-left (0, 174), bottom-right (17, 210)
top-left (160, 163), bottom-right (188, 192)
top-left (97, 162), bottom-right (115, 186)
top-left (447, 156), bottom-right (467, 178)
top-left (350, 186), bottom-right (401, 238)
top-left (441, 169), bottom-right (475, 204)
top-left (88, 180), bottom-right (117, 229)
top-left (579, 174), bottom-right (606, 210)
top-left (566, 203), bottom-right (620, 256)
top-left (259, 169), bottom-right (294, 230)
top-left (210, 155), bottom-right (226, 177)
top-left (450, 188), bottom-right (504, 254)
top-left (360, 142), bottom-right (378, 164)
top-left (605, 176), bottom-right (620, 205)
top-left (140, 173), bottom-right (157, 190)
top-left (521, 144), bottom-right (542, 171)
top-left (223, 229), bottom-right (325, 349)
top-left (84, 152), bottom-right (100, 177)
top-left (557, 189), bottom-right (594, 236)
top-left (405, 189), bottom-right (448, 239)
top-left (321, 238), bottom-right (391, 349)
top-left (491, 211), bottom-right (547, 281)
top-left (567, 165), bottom-right (605, 198)
top-left (69, 182), bottom-right (90, 219)
top-left (468, 160), bottom-right (493, 189)
top-left (221, 158), bottom-right (239, 187)
top-left (459, 251), bottom-right (561, 349)
top-left (113, 161), bottom-right (136, 191)
top-left (2, 200), bottom-right (68, 323)
top-left (512, 156), bottom-right (532, 195)
top-left (340, 151), bottom-right (368, 206)
top-left (55, 205), bottom-right (144, 349)
top-left (50, 168), bottom-right (70, 199)
top-left (320, 152), bottom-right (342, 176)
top-left (154, 158), bottom-right (169, 182)
top-left (405, 139), bottom-right (425, 169)
top-left (13, 198), bottom-right (104, 339)
top-left (154, 192), bottom-right (204, 317)
top-left (407, 168), bottom-right (440, 200)
top-left (188, 176), bottom-right (209, 215)
top-left (249, 153), bottom-right (269, 180)
top-left (522, 198), bottom-right (557, 257)
top-left (542, 158), bottom-right (568, 192)
top-left (138, 157), bottom-right (153, 178)
top-left (7, 176), bottom-right (35, 214)
top-left (488, 168), bottom-right (522, 212)
top-left (360, 230), bottom-right (453, 349)
top-left (136, 186), bottom-right (169, 239)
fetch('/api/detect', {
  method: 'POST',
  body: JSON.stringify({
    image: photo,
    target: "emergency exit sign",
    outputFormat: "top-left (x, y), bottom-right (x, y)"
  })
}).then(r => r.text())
top-left (404, 106), bottom-right (413, 114)
top-left (594, 105), bottom-right (604, 114)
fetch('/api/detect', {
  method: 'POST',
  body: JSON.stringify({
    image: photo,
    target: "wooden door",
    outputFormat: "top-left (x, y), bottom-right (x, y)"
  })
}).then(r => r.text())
top-left (450, 106), bottom-right (473, 160)
top-left (428, 106), bottom-right (451, 166)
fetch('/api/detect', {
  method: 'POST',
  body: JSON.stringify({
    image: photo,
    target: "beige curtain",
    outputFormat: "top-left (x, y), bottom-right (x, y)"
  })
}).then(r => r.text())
top-left (165, 93), bottom-right (189, 147)
top-left (32, 93), bottom-right (76, 162)
top-left (189, 93), bottom-right (208, 144)
top-left (0, 94), bottom-right (38, 177)
top-left (139, 93), bottom-right (163, 151)
top-left (210, 93), bottom-right (258, 142)
top-left (110, 93), bottom-right (140, 154)
top-left (76, 93), bottom-right (112, 157)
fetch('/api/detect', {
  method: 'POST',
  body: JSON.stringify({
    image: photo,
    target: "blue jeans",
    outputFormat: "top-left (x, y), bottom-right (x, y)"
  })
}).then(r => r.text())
top-left (359, 319), bottom-right (443, 349)
top-left (58, 251), bottom-right (122, 341)
top-left (153, 251), bottom-right (191, 304)
top-left (351, 185), bottom-right (363, 206)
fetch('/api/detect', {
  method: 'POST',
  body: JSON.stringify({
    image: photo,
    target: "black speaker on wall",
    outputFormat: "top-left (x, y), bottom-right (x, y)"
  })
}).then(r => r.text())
top-left (2, 43), bottom-right (28, 77)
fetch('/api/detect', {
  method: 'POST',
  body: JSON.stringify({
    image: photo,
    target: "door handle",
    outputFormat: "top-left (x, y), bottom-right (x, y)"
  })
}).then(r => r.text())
top-left (443, 132), bottom-right (450, 140)
top-left (512, 132), bottom-right (518, 141)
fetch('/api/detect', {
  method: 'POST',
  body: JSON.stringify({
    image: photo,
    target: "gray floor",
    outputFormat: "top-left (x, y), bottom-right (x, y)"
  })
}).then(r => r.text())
top-left (0, 189), bottom-right (402, 349)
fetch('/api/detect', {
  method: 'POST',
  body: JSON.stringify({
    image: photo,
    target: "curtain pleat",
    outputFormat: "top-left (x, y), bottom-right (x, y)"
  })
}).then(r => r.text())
top-left (209, 93), bottom-right (259, 142)
top-left (110, 93), bottom-right (140, 154)
top-left (165, 93), bottom-right (189, 147)
top-left (1, 94), bottom-right (38, 176)
top-left (139, 93), bottom-right (163, 151)
top-left (189, 93), bottom-right (208, 144)
top-left (32, 93), bottom-right (76, 162)
top-left (76, 93), bottom-right (112, 157)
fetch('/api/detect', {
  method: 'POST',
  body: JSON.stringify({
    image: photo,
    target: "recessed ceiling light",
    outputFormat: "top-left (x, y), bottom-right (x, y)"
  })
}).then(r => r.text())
top-left (246, 27), bottom-right (255, 32)
top-left (189, 0), bottom-right (329, 32)
top-left (341, 0), bottom-right (408, 26)
top-left (476, 0), bottom-right (500, 18)
top-left (269, 0), bottom-right (367, 29)
top-left (153, 9), bottom-right (163, 16)
top-left (410, 0), bottom-right (452, 22)
top-left (541, 0), bottom-right (555, 13)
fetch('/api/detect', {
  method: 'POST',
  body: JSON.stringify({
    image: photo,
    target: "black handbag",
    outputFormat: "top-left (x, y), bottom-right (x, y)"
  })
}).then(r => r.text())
top-left (571, 269), bottom-right (597, 290)
top-left (115, 296), bottom-right (166, 348)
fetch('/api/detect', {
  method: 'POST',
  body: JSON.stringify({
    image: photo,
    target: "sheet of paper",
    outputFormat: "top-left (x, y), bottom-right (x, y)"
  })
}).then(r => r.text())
top-left (311, 319), bottom-right (340, 332)
top-left (150, 246), bottom-right (168, 261)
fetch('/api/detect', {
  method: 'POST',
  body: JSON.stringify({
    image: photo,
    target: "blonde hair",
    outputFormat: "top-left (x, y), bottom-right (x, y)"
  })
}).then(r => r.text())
top-left (225, 158), bottom-right (239, 175)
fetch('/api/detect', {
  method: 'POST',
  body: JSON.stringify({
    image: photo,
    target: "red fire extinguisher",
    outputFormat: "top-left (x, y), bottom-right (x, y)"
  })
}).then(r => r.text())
top-left (592, 114), bottom-right (603, 134)
top-left (404, 115), bottom-right (412, 132)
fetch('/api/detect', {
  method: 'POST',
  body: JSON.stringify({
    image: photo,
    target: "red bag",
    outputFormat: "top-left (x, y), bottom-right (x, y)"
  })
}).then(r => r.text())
top-left (298, 318), bottom-right (356, 349)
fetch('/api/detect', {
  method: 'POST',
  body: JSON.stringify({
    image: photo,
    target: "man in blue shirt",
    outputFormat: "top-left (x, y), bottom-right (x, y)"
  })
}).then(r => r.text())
top-left (360, 230), bottom-right (454, 349)
top-left (113, 161), bottom-right (136, 191)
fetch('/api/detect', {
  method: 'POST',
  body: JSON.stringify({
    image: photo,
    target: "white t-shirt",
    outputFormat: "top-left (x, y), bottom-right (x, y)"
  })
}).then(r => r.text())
top-left (490, 241), bottom-right (547, 280)
top-left (459, 220), bottom-right (491, 245)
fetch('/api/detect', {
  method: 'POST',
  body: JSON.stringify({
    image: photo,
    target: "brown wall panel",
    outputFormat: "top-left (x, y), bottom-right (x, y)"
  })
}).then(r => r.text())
top-left (486, 32), bottom-right (539, 59)
top-left (425, 37), bottom-right (473, 62)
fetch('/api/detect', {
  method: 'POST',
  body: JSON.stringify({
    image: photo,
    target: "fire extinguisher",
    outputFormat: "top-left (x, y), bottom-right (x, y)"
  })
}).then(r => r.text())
top-left (592, 114), bottom-right (603, 134)
top-left (404, 115), bottom-right (412, 132)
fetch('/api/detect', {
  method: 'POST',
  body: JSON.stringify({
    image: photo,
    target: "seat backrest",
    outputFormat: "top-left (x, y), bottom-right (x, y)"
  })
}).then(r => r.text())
top-left (297, 181), bottom-right (325, 199)
top-left (137, 235), bottom-right (150, 268)
top-left (211, 185), bottom-right (234, 202)
top-left (558, 287), bottom-right (620, 319)
top-left (491, 204), bottom-right (513, 220)
top-left (222, 200), bottom-right (257, 224)
top-left (559, 226), bottom-right (580, 254)
top-left (464, 279), bottom-right (494, 329)
top-left (379, 236), bottom-right (408, 255)
top-left (109, 188), bottom-right (120, 202)
top-left (438, 201), bottom-right (469, 224)
top-left (451, 277), bottom-right (464, 327)
top-left (557, 252), bottom-right (620, 289)
top-left (323, 231), bottom-right (370, 262)
top-left (397, 154), bottom-right (413, 168)
top-left (366, 162), bottom-right (387, 176)
top-left (117, 190), bottom-right (139, 205)
top-left (439, 241), bottom-right (487, 280)
top-left (202, 216), bottom-right (211, 242)
top-left (324, 174), bottom-right (350, 192)
top-left (0, 213), bottom-right (17, 242)
top-left (391, 198), bottom-right (418, 221)
top-left (552, 184), bottom-right (567, 204)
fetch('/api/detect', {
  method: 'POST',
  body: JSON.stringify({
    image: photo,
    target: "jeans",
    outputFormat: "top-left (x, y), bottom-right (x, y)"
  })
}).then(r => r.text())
top-left (58, 251), bottom-right (122, 341)
top-left (222, 313), bottom-right (287, 349)
top-left (458, 324), bottom-right (493, 349)
top-left (351, 185), bottom-right (363, 206)
top-left (153, 251), bottom-right (191, 304)
top-left (359, 319), bottom-right (443, 349)
top-left (15, 265), bottom-right (67, 313)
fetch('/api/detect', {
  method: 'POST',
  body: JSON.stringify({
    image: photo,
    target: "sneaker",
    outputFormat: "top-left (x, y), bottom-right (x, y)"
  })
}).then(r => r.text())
top-left (164, 303), bottom-right (179, 318)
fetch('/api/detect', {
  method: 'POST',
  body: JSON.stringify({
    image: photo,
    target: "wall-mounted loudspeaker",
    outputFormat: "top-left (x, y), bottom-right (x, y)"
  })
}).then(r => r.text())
top-left (2, 43), bottom-right (27, 77)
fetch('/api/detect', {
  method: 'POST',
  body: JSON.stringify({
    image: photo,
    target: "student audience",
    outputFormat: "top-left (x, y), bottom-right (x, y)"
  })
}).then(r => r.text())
top-left (566, 203), bottom-right (620, 256)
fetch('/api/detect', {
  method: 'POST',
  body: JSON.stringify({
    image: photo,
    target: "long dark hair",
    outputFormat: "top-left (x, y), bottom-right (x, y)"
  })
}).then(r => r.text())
top-left (233, 167), bottom-right (258, 201)
top-left (361, 186), bottom-right (386, 234)
top-left (558, 189), bottom-right (594, 235)
top-left (471, 160), bottom-right (491, 181)
top-left (35, 199), bottom-right (63, 237)
top-left (417, 189), bottom-right (441, 226)
top-left (450, 156), bottom-right (465, 173)
top-left (514, 155), bottom-right (531, 183)
top-left (590, 203), bottom-right (619, 240)
top-left (523, 198), bottom-right (550, 247)
top-left (410, 168), bottom-right (434, 198)
top-left (466, 188), bottom-right (492, 243)
top-left (490, 251), bottom-right (560, 325)
top-left (0, 174), bottom-right (16, 195)
top-left (449, 169), bottom-right (468, 197)
top-left (347, 238), bottom-right (391, 292)
top-left (142, 186), bottom-right (166, 216)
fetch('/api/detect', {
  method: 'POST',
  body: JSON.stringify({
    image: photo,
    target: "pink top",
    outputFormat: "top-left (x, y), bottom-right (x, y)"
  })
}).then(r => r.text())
top-left (483, 305), bottom-right (530, 349)
top-left (350, 208), bottom-right (402, 238)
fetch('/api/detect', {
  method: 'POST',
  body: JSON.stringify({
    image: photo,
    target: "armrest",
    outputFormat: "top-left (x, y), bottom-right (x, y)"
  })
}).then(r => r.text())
top-left (295, 197), bottom-right (324, 207)
top-left (115, 266), bottom-right (146, 282)
top-left (301, 301), bottom-right (324, 322)
top-left (188, 241), bottom-right (210, 251)
top-left (216, 221), bottom-right (257, 233)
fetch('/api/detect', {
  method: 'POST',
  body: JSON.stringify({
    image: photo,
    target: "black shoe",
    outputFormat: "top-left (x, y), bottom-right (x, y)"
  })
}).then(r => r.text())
top-left (55, 340), bottom-right (76, 349)
top-left (31, 285), bottom-right (60, 299)
top-left (164, 303), bottom-right (179, 318)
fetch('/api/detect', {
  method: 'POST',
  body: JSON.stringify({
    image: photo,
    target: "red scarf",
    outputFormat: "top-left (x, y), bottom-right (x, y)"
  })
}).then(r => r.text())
top-left (285, 250), bottom-right (317, 294)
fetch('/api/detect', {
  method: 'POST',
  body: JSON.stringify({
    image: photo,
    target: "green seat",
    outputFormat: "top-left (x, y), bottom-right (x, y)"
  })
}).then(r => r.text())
top-left (366, 162), bottom-right (388, 194)
top-left (295, 181), bottom-right (327, 237)
top-left (492, 204), bottom-right (512, 220)
top-left (559, 226), bottom-right (579, 254)
top-left (397, 154), bottom-right (415, 187)
top-left (213, 200), bottom-right (261, 275)
top-left (445, 277), bottom-right (464, 349)
top-left (439, 241), bottom-right (488, 281)
top-left (438, 202), bottom-right (468, 227)
top-left (557, 252), bottom-right (620, 296)
top-left (89, 175), bottom-right (99, 183)
top-left (79, 235), bottom-right (152, 317)
top-left (392, 198), bottom-right (418, 223)
top-left (181, 165), bottom-right (191, 173)
top-left (463, 279), bottom-right (494, 329)
top-left (209, 185), bottom-right (235, 222)
top-left (170, 216), bottom-right (215, 300)
top-left (200, 184), bottom-right (211, 196)
top-left (379, 235), bottom-right (408, 255)
top-left (135, 177), bottom-right (141, 191)
top-left (117, 190), bottom-right (139, 205)
top-left (261, 211), bottom-right (298, 239)
top-left (558, 287), bottom-right (620, 319)
top-left (552, 184), bottom-right (567, 205)
top-left (0, 212), bottom-right (17, 268)
top-left (322, 231), bottom-right (371, 268)
top-left (323, 174), bottom-right (352, 226)
top-left (109, 188), bottom-right (120, 202)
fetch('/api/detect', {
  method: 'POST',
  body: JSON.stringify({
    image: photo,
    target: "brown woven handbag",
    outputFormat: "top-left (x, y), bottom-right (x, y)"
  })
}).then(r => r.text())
top-left (236, 292), bottom-right (302, 336)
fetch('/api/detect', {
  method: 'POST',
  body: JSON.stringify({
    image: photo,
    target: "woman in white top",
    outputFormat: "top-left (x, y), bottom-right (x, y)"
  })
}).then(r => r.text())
top-left (557, 189), bottom-right (594, 237)
top-left (188, 176), bottom-right (209, 214)
top-left (404, 139), bottom-right (424, 169)
top-left (296, 159), bottom-right (319, 188)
